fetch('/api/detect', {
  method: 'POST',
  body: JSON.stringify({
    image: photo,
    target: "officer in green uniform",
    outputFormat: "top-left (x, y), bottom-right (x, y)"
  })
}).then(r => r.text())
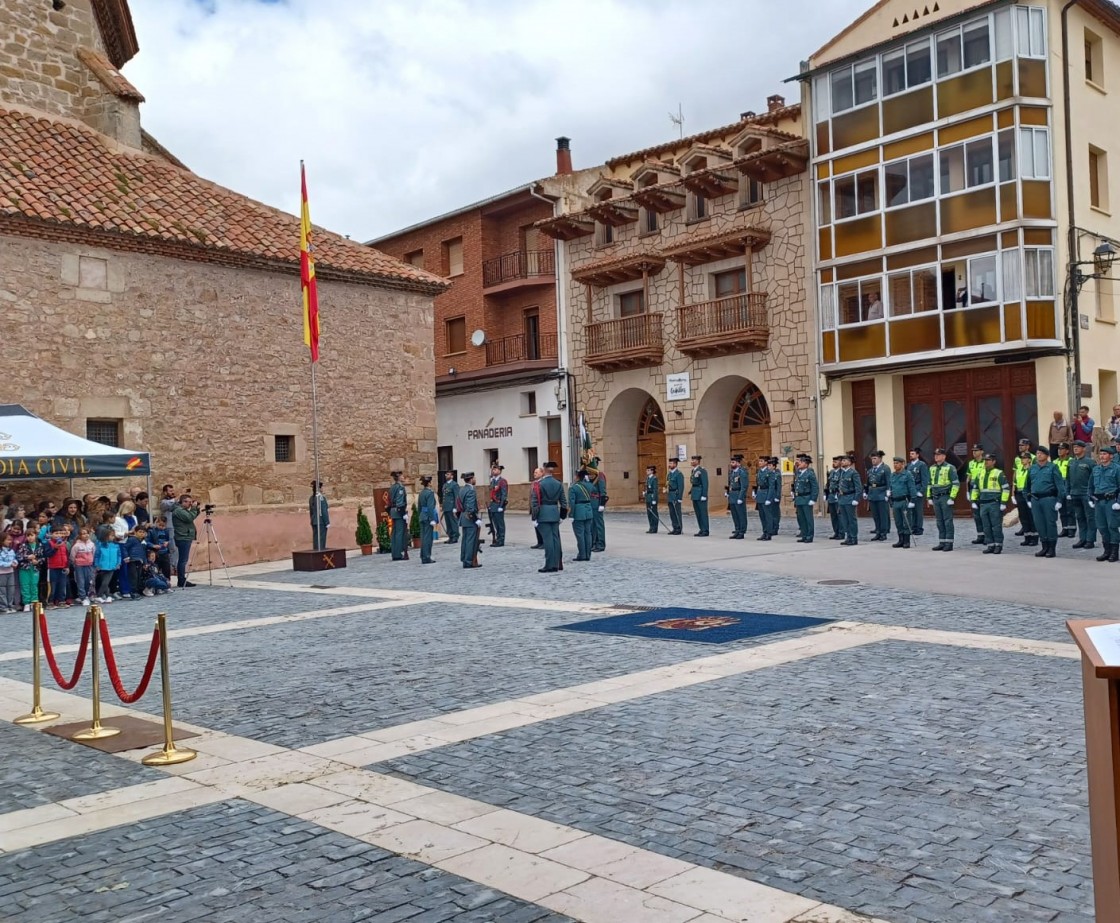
top-left (586, 458), bottom-right (608, 553)
top-left (309, 481), bottom-right (329, 550)
top-left (837, 454), bottom-right (863, 545)
top-left (754, 456), bottom-right (772, 541)
top-left (906, 449), bottom-right (930, 536)
top-left (569, 468), bottom-right (595, 560)
top-left (417, 476), bottom-right (438, 564)
top-left (971, 453), bottom-right (1010, 554)
top-left (865, 451), bottom-right (890, 541)
top-left (689, 455), bottom-right (709, 536)
top-left (767, 457), bottom-right (783, 536)
top-left (441, 470), bottom-right (460, 544)
top-left (726, 455), bottom-right (748, 539)
top-left (458, 472), bottom-right (481, 568)
top-left (1024, 445), bottom-right (1066, 558)
top-left (889, 456), bottom-right (919, 548)
top-left (388, 470), bottom-right (409, 561)
top-left (793, 454), bottom-right (818, 542)
top-left (1068, 439), bottom-right (1098, 549)
top-left (1013, 439), bottom-right (1037, 546)
top-left (965, 444), bottom-right (987, 544)
top-left (926, 446), bottom-right (960, 552)
top-left (642, 465), bottom-right (660, 534)
top-left (487, 464), bottom-right (508, 547)
top-left (531, 461), bottom-right (568, 572)
top-left (826, 456), bottom-right (843, 539)
top-left (666, 458), bottom-right (684, 535)
top-left (1090, 446), bottom-right (1120, 562)
top-left (1054, 443), bottom-right (1075, 537)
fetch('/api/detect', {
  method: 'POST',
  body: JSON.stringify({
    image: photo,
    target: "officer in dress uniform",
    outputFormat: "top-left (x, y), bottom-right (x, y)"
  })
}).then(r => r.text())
top-left (1024, 445), bottom-right (1065, 558)
top-left (309, 481), bottom-right (329, 551)
top-left (441, 470), bottom-right (460, 544)
top-left (971, 453), bottom-right (1010, 554)
top-left (927, 447), bottom-right (960, 552)
top-left (531, 461), bottom-right (568, 572)
top-left (1089, 445), bottom-right (1120, 562)
top-left (826, 456), bottom-right (843, 540)
top-left (689, 455), bottom-right (709, 536)
top-left (865, 450), bottom-right (891, 541)
top-left (388, 470), bottom-right (409, 561)
top-left (487, 463), bottom-right (508, 547)
top-left (642, 465), bottom-right (660, 534)
top-left (889, 456), bottom-right (919, 549)
top-left (965, 444), bottom-right (987, 544)
top-left (1068, 440), bottom-right (1098, 550)
top-left (1013, 439), bottom-right (1037, 545)
top-left (529, 467), bottom-right (545, 549)
top-left (1054, 443), bottom-right (1076, 538)
top-left (665, 458), bottom-right (684, 535)
top-left (726, 455), bottom-right (748, 539)
top-left (906, 449), bottom-right (930, 536)
top-left (767, 457), bottom-right (783, 537)
top-left (837, 454), bottom-right (863, 545)
top-left (458, 472), bottom-right (481, 568)
top-left (754, 456), bottom-right (771, 541)
top-left (585, 458), bottom-right (608, 553)
top-left (570, 468), bottom-right (595, 560)
top-left (417, 476), bottom-right (438, 564)
top-left (793, 454), bottom-right (818, 543)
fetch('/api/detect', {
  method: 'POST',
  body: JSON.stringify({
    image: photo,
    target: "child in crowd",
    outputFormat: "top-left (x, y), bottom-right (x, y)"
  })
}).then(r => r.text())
top-left (0, 533), bottom-right (18, 612)
top-left (146, 516), bottom-right (172, 581)
top-left (124, 527), bottom-right (147, 600)
top-left (69, 528), bottom-right (96, 606)
top-left (45, 528), bottom-right (70, 608)
top-left (93, 532), bottom-right (121, 604)
top-left (142, 550), bottom-right (170, 596)
top-left (17, 527), bottom-right (43, 611)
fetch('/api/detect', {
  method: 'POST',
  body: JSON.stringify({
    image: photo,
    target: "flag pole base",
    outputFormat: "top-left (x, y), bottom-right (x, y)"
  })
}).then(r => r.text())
top-left (142, 743), bottom-right (196, 767)
top-left (14, 705), bottom-right (60, 725)
top-left (72, 724), bottom-right (121, 741)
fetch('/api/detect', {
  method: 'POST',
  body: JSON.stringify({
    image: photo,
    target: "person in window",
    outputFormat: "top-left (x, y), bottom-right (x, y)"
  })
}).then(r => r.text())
top-left (956, 286), bottom-right (969, 308)
top-left (866, 291), bottom-right (883, 320)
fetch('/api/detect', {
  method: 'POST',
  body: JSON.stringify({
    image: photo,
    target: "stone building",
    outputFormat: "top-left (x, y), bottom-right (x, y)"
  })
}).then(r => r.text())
top-left (0, 0), bottom-right (446, 564)
top-left (538, 98), bottom-right (812, 502)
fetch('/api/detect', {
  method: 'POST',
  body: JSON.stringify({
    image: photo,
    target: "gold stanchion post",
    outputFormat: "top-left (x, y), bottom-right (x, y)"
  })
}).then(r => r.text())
top-left (72, 605), bottom-right (120, 741)
top-left (14, 602), bottom-right (60, 725)
top-left (142, 613), bottom-right (195, 766)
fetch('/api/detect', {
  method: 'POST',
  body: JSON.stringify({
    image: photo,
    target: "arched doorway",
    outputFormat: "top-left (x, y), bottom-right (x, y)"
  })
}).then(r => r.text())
top-left (730, 382), bottom-right (772, 462)
top-left (636, 398), bottom-right (667, 501)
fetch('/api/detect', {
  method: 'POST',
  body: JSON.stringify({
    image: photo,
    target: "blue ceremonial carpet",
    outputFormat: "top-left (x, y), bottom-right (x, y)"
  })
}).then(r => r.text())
top-left (551, 607), bottom-right (834, 645)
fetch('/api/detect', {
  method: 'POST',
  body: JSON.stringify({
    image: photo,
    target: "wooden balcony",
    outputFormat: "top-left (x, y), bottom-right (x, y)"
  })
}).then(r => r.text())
top-left (676, 293), bottom-right (768, 357)
top-left (482, 248), bottom-right (555, 293)
top-left (586, 313), bottom-right (663, 370)
top-left (485, 332), bottom-right (558, 368)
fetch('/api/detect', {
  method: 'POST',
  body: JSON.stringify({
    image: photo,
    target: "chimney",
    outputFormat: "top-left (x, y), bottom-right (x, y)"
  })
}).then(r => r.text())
top-left (740, 110), bottom-right (756, 120)
top-left (767, 94), bottom-right (786, 112)
top-left (555, 137), bottom-right (573, 176)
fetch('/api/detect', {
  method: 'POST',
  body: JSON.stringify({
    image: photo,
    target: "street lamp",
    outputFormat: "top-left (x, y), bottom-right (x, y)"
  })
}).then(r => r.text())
top-left (1068, 234), bottom-right (1118, 412)
top-left (1074, 239), bottom-right (1118, 291)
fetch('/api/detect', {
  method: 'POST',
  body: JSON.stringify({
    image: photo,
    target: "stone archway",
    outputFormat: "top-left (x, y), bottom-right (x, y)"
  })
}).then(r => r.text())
top-left (603, 388), bottom-right (664, 502)
top-left (695, 376), bottom-right (773, 470)
top-left (730, 381), bottom-right (773, 461)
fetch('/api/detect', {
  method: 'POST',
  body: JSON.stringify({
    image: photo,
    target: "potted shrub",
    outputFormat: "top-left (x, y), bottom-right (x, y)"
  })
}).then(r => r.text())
top-left (355, 504), bottom-right (374, 555)
top-left (376, 516), bottom-right (391, 554)
top-left (409, 504), bottom-right (421, 549)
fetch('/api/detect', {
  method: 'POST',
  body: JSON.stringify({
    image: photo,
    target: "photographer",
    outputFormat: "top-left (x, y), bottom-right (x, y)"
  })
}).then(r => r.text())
top-left (171, 495), bottom-right (203, 588)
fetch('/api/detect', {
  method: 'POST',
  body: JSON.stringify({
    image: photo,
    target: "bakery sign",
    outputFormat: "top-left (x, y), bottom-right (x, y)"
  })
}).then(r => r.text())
top-left (467, 417), bottom-right (514, 440)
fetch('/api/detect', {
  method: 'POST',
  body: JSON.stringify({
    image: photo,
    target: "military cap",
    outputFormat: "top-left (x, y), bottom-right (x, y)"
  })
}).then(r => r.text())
top-left (419, 475), bottom-right (432, 485)
top-left (691, 454), bottom-right (702, 461)
top-left (909, 447), bottom-right (922, 455)
top-left (972, 443), bottom-right (984, 451)
top-left (1018, 438), bottom-right (1032, 445)
top-left (1058, 441), bottom-right (1071, 450)
top-left (984, 453), bottom-right (997, 461)
top-left (576, 467), bottom-right (588, 478)
top-left (390, 470), bottom-right (402, 478)
top-left (1020, 451), bottom-right (1033, 458)
top-left (832, 454), bottom-right (844, 461)
top-left (460, 471), bottom-right (475, 480)
top-left (667, 456), bottom-right (678, 463)
top-left (798, 454), bottom-right (811, 462)
top-left (1035, 445), bottom-right (1050, 456)
top-left (870, 449), bottom-right (885, 457)
top-left (646, 464), bottom-right (657, 471)
top-left (933, 447), bottom-right (947, 455)
top-left (893, 455), bottom-right (905, 463)
top-left (543, 461), bottom-right (558, 469)
top-left (490, 463), bottom-right (504, 470)
top-left (731, 454), bottom-right (744, 462)
top-left (1101, 446), bottom-right (1118, 456)
top-left (1073, 439), bottom-right (1087, 447)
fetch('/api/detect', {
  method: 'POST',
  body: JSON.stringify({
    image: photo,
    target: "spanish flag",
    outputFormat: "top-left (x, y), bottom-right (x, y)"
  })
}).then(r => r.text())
top-left (300, 161), bottom-right (320, 363)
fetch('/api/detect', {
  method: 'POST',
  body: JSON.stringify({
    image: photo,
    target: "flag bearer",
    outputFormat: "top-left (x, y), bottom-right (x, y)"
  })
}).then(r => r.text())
top-left (971, 454), bottom-right (1010, 554)
top-left (1068, 440), bottom-right (1098, 550)
top-left (792, 454), bottom-right (818, 543)
top-left (889, 456), bottom-right (919, 548)
top-left (1024, 446), bottom-right (1065, 559)
top-left (586, 458), bottom-right (608, 553)
top-left (666, 458), bottom-right (684, 535)
top-left (926, 447), bottom-right (960, 552)
top-left (570, 469), bottom-right (595, 560)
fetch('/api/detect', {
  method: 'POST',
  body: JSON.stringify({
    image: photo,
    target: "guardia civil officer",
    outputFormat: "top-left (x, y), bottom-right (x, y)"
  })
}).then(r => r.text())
top-left (726, 455), bottom-right (748, 539)
top-left (642, 465), bottom-right (660, 533)
top-left (1068, 439), bottom-right (1098, 549)
top-left (1089, 445), bottom-right (1120, 562)
top-left (754, 456), bottom-right (773, 541)
top-left (458, 472), bottom-right (481, 568)
top-left (417, 476), bottom-right (438, 564)
top-left (309, 481), bottom-right (329, 551)
top-left (531, 461), bottom-right (568, 572)
top-left (570, 468), bottom-right (595, 560)
top-left (965, 444), bottom-right (987, 544)
top-left (765, 457), bottom-right (783, 536)
top-left (586, 457), bottom-right (608, 553)
top-left (865, 450), bottom-right (891, 541)
top-left (836, 454), bottom-right (863, 545)
top-left (826, 455), bottom-right (843, 540)
top-left (926, 447), bottom-right (960, 551)
top-left (1012, 438), bottom-right (1037, 545)
top-left (388, 470), bottom-right (409, 561)
top-left (971, 453), bottom-right (1010, 554)
top-left (906, 449), bottom-right (930, 536)
top-left (1024, 445), bottom-right (1065, 558)
top-left (665, 458), bottom-right (684, 535)
top-left (889, 456), bottom-right (918, 549)
top-left (487, 463), bottom-right (508, 547)
top-left (689, 455), bottom-right (709, 536)
top-left (441, 469), bottom-right (460, 544)
top-left (1054, 442), bottom-right (1076, 538)
top-left (792, 454), bottom-right (818, 542)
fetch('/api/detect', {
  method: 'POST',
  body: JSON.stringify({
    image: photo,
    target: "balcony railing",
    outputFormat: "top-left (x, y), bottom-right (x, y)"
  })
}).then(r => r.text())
top-left (676, 292), bottom-right (768, 356)
top-left (586, 313), bottom-right (663, 370)
top-left (485, 332), bottom-right (557, 367)
top-left (482, 249), bottom-right (556, 288)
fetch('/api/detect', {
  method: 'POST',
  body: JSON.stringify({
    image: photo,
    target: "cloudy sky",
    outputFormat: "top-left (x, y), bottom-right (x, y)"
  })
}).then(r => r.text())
top-left (124, 0), bottom-right (869, 242)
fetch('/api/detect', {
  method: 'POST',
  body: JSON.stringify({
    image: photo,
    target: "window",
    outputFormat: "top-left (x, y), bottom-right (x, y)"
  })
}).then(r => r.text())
top-left (937, 28), bottom-right (963, 78)
top-left (940, 137), bottom-right (994, 194)
top-left (994, 8), bottom-right (1013, 61)
top-left (689, 193), bottom-right (708, 221)
top-left (813, 73), bottom-right (831, 121)
top-left (86, 419), bottom-right (121, 447)
top-left (817, 181), bottom-right (832, 225)
top-left (405, 249), bottom-right (424, 268)
top-left (834, 169), bottom-right (878, 219)
top-left (1016, 6), bottom-right (1046, 58)
top-left (1090, 146), bottom-right (1109, 210)
top-left (884, 153), bottom-right (934, 207)
top-left (641, 208), bottom-right (659, 234)
top-left (274, 434), bottom-right (295, 463)
top-left (1086, 29), bottom-right (1104, 86)
top-left (437, 445), bottom-right (454, 474)
top-left (883, 39), bottom-right (933, 96)
top-left (713, 269), bottom-right (747, 298)
top-left (1002, 248), bottom-right (1022, 301)
top-left (887, 267), bottom-right (938, 316)
top-left (1025, 248), bottom-right (1055, 297)
top-left (619, 290), bottom-right (645, 317)
top-left (998, 129), bottom-right (1016, 182)
top-left (485, 448), bottom-right (499, 469)
top-left (520, 392), bottom-right (537, 415)
top-left (595, 221), bottom-right (614, 246)
top-left (962, 19), bottom-right (991, 69)
top-left (1018, 127), bottom-right (1050, 179)
top-left (968, 254), bottom-right (999, 305)
top-left (829, 58), bottom-right (878, 113)
top-left (741, 177), bottom-right (764, 208)
top-left (445, 316), bottom-right (466, 354)
top-left (523, 307), bottom-right (541, 359)
top-left (443, 237), bottom-right (463, 276)
top-left (820, 284), bottom-right (836, 329)
top-left (836, 277), bottom-right (884, 325)
top-left (854, 60), bottom-right (878, 105)
top-left (525, 446), bottom-right (539, 479)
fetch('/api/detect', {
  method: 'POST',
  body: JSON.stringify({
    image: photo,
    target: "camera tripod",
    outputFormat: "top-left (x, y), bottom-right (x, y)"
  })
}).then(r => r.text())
top-left (198, 513), bottom-right (234, 588)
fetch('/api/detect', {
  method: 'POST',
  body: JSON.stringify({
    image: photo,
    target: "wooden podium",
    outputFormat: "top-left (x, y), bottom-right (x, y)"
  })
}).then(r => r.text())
top-left (1069, 619), bottom-right (1120, 922)
top-left (291, 547), bottom-right (348, 572)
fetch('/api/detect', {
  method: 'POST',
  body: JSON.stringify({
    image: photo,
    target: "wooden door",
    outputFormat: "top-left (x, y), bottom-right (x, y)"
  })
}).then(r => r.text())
top-left (730, 381), bottom-right (772, 463)
top-left (730, 427), bottom-right (771, 462)
top-left (637, 397), bottom-right (667, 502)
top-left (548, 441), bottom-right (563, 482)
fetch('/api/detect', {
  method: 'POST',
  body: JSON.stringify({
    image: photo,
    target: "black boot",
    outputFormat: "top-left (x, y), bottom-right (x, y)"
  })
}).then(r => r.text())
top-left (1014, 527), bottom-right (1025, 536)
top-left (993, 545), bottom-right (1003, 554)
top-left (1045, 541), bottom-right (1056, 558)
top-left (971, 536), bottom-right (986, 545)
top-left (1097, 544), bottom-right (1112, 562)
top-left (902, 536), bottom-right (911, 548)
top-left (1072, 539), bottom-right (1086, 549)
top-left (932, 542), bottom-right (946, 551)
top-left (1084, 542), bottom-right (1096, 549)
top-left (1021, 535), bottom-right (1038, 547)
top-left (1035, 542), bottom-right (1048, 558)
top-left (892, 538), bottom-right (905, 548)
top-left (1110, 544), bottom-right (1120, 563)
top-left (943, 543), bottom-right (953, 552)
top-left (982, 545), bottom-right (996, 554)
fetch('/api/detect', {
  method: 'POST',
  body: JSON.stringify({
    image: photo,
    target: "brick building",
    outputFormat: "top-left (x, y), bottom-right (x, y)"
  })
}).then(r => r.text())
top-left (0, 0), bottom-right (446, 564)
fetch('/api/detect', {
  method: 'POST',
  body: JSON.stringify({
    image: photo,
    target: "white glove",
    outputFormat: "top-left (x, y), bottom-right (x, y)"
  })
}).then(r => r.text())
top-left (927, 499), bottom-right (933, 507)
top-left (862, 493), bottom-right (868, 500)
top-left (1054, 502), bottom-right (1062, 510)
top-left (531, 520), bottom-right (538, 527)
top-left (809, 500), bottom-right (816, 506)
top-left (971, 502), bottom-right (978, 510)
top-left (1011, 496), bottom-right (1017, 505)
top-left (887, 491), bottom-right (892, 499)
top-left (1089, 501), bottom-right (1096, 509)
top-left (851, 500), bottom-right (859, 506)
top-left (1113, 502), bottom-right (1120, 511)
top-left (1067, 495), bottom-right (1072, 500)
top-left (598, 505), bottom-right (605, 512)
top-left (764, 500), bottom-right (771, 506)
top-left (907, 502), bottom-right (915, 509)
top-left (1000, 504), bottom-right (1007, 511)
top-left (497, 507), bottom-right (504, 513)
top-left (430, 521), bottom-right (439, 527)
top-left (1026, 501), bottom-right (1032, 509)
top-left (701, 497), bottom-right (707, 501)
top-left (736, 499), bottom-right (743, 505)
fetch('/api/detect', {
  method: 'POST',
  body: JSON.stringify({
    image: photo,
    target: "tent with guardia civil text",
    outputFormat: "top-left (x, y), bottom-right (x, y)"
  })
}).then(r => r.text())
top-left (0, 405), bottom-right (151, 479)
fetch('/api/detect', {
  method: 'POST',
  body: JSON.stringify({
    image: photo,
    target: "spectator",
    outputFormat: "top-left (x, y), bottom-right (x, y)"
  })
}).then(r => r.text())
top-left (1048, 410), bottom-right (1072, 457)
top-left (0, 533), bottom-right (17, 613)
top-left (17, 528), bottom-right (43, 611)
top-left (145, 516), bottom-right (172, 581)
top-left (45, 527), bottom-right (70, 608)
top-left (159, 483), bottom-right (179, 571)
top-left (1073, 405), bottom-right (1096, 443)
top-left (52, 499), bottom-right (84, 544)
top-left (1108, 404), bottom-right (1120, 443)
top-left (866, 291), bottom-right (883, 320)
top-left (141, 550), bottom-right (170, 596)
top-left (134, 491), bottom-right (151, 527)
top-left (172, 495), bottom-right (201, 588)
top-left (69, 528), bottom-right (96, 606)
top-left (93, 532), bottom-right (121, 604)
top-left (123, 527), bottom-right (147, 600)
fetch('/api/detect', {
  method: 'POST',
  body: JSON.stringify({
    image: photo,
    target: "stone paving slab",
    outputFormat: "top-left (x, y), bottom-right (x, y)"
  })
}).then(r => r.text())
top-left (382, 640), bottom-right (1093, 923)
top-left (0, 798), bottom-right (576, 923)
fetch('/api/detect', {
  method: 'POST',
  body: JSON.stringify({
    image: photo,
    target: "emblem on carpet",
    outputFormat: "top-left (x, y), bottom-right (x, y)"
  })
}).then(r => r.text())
top-left (551, 607), bottom-right (833, 644)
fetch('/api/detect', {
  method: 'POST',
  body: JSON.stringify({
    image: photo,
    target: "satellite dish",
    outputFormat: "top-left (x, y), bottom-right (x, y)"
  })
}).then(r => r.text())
top-left (470, 329), bottom-right (487, 347)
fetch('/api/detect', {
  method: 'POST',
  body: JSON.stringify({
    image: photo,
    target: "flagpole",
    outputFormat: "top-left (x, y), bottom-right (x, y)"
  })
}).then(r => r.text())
top-left (311, 358), bottom-right (322, 547)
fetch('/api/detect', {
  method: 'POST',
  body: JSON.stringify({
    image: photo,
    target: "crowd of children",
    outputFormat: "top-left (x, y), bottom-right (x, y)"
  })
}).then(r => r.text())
top-left (0, 491), bottom-right (173, 611)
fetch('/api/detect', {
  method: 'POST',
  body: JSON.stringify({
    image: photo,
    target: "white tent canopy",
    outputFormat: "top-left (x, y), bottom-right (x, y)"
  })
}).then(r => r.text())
top-left (0, 404), bottom-right (151, 480)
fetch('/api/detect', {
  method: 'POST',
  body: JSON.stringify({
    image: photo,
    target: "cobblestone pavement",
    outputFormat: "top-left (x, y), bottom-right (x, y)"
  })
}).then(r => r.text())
top-left (0, 513), bottom-right (1102, 922)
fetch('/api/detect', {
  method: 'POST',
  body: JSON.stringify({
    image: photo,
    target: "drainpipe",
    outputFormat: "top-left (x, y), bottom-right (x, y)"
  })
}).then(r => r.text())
top-left (1061, 0), bottom-right (1080, 412)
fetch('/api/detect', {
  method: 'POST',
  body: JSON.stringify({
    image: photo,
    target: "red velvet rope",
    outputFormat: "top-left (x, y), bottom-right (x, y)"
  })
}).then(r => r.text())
top-left (99, 619), bottom-right (161, 705)
top-left (38, 610), bottom-right (92, 691)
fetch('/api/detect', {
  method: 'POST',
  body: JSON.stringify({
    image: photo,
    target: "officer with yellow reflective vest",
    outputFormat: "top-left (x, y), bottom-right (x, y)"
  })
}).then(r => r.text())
top-left (1090, 445), bottom-right (1120, 563)
top-left (971, 453), bottom-right (1010, 554)
top-left (926, 446), bottom-right (960, 552)
top-left (1054, 442), bottom-right (1076, 538)
top-left (1012, 438), bottom-right (1037, 546)
top-left (1068, 439), bottom-right (1098, 550)
top-left (965, 444), bottom-right (987, 545)
top-left (1024, 445), bottom-right (1066, 559)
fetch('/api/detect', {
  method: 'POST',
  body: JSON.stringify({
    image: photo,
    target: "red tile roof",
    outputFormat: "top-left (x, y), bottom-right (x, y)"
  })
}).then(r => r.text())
top-left (76, 48), bottom-right (144, 102)
top-left (0, 106), bottom-right (448, 294)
